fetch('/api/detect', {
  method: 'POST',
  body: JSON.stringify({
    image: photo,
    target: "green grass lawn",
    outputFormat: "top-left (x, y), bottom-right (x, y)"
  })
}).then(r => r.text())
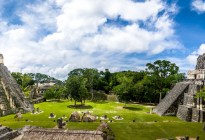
top-left (0, 100), bottom-right (204, 140)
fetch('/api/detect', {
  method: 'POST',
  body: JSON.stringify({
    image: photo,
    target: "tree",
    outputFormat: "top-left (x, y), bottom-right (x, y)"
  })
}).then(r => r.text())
top-left (27, 73), bottom-right (61, 83)
top-left (146, 60), bottom-right (180, 102)
top-left (11, 72), bottom-right (35, 97)
top-left (112, 71), bottom-right (143, 102)
top-left (44, 85), bottom-right (65, 100)
top-left (83, 68), bottom-right (99, 100)
top-left (66, 75), bottom-right (88, 105)
top-left (196, 86), bottom-right (205, 101)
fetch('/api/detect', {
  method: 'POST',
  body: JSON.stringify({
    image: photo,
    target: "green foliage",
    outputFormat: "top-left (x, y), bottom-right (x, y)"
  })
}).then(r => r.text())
top-left (44, 85), bottom-right (65, 100)
top-left (145, 60), bottom-right (183, 102)
top-left (196, 86), bottom-right (205, 101)
top-left (11, 72), bottom-right (35, 97)
top-left (112, 71), bottom-right (145, 102)
top-left (27, 73), bottom-right (61, 84)
top-left (66, 75), bottom-right (89, 104)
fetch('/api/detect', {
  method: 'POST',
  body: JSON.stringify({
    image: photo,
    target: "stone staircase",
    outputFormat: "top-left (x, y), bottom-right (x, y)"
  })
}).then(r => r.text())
top-left (153, 82), bottom-right (191, 116)
top-left (0, 125), bottom-right (20, 140)
top-left (0, 63), bottom-right (33, 116)
top-left (0, 83), bottom-right (11, 114)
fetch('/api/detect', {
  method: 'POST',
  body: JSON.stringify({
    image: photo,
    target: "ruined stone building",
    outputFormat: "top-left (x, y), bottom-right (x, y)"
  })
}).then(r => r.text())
top-left (154, 53), bottom-right (205, 122)
top-left (0, 54), bottom-right (33, 116)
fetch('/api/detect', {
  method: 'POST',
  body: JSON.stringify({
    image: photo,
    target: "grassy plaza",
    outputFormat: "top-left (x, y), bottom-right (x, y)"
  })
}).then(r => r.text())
top-left (0, 100), bottom-right (204, 140)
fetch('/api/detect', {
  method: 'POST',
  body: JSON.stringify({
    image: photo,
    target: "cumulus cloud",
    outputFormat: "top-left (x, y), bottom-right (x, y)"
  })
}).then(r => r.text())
top-left (192, 0), bottom-right (205, 13)
top-left (186, 44), bottom-right (205, 67)
top-left (0, 0), bottom-right (181, 80)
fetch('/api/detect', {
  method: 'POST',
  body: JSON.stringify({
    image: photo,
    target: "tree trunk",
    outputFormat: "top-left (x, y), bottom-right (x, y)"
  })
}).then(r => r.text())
top-left (159, 92), bottom-right (162, 103)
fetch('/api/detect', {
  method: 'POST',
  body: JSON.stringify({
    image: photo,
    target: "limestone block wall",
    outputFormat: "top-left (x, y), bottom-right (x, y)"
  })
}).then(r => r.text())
top-left (183, 94), bottom-right (196, 107)
top-left (177, 105), bottom-right (192, 121)
top-left (153, 82), bottom-right (190, 116)
top-left (192, 108), bottom-right (200, 122)
top-left (0, 63), bottom-right (33, 116)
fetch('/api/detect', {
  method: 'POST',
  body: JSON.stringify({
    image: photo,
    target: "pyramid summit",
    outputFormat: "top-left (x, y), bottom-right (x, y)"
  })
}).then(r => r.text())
top-left (0, 54), bottom-right (33, 116)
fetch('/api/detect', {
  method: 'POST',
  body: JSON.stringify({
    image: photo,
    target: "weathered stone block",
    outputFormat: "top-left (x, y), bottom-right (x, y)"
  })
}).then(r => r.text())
top-left (192, 108), bottom-right (200, 122)
top-left (177, 105), bottom-right (192, 121)
top-left (200, 110), bottom-right (205, 122)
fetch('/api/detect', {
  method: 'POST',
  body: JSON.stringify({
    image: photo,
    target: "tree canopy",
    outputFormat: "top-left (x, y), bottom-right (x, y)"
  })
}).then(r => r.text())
top-left (11, 59), bottom-right (184, 104)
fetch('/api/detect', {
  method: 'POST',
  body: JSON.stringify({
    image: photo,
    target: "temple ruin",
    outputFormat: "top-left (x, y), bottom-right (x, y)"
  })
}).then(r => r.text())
top-left (154, 53), bottom-right (205, 122)
top-left (0, 54), bottom-right (33, 116)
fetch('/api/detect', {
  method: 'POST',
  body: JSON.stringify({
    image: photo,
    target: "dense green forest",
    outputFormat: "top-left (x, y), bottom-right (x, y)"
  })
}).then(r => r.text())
top-left (11, 60), bottom-right (185, 103)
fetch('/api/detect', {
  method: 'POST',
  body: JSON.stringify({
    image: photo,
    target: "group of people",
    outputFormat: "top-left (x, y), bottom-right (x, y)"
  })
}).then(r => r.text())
top-left (31, 107), bottom-right (43, 114)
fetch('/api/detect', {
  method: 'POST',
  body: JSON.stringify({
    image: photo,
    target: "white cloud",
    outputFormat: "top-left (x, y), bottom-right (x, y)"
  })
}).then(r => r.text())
top-left (0, 0), bottom-right (181, 80)
top-left (186, 44), bottom-right (205, 68)
top-left (192, 0), bottom-right (205, 13)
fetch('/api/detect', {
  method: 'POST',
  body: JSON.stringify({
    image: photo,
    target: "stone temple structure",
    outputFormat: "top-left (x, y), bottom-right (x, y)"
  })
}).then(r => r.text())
top-left (0, 54), bottom-right (33, 116)
top-left (154, 54), bottom-right (205, 122)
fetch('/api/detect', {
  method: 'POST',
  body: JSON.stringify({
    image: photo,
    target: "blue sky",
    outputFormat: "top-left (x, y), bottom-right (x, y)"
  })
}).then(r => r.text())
top-left (0, 0), bottom-right (205, 79)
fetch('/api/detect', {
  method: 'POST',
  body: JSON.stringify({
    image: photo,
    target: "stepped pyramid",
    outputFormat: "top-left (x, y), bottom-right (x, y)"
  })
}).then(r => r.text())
top-left (0, 54), bottom-right (33, 116)
top-left (154, 54), bottom-right (205, 122)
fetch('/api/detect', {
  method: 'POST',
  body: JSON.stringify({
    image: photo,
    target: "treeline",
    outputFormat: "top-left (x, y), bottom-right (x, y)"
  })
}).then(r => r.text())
top-left (11, 60), bottom-right (185, 104)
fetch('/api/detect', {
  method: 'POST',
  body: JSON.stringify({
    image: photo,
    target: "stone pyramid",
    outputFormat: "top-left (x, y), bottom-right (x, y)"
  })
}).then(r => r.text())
top-left (154, 53), bottom-right (205, 122)
top-left (0, 54), bottom-right (33, 116)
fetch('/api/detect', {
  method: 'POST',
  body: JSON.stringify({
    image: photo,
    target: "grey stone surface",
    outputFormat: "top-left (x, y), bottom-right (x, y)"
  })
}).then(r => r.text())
top-left (69, 111), bottom-right (81, 122)
top-left (82, 114), bottom-right (97, 122)
top-left (196, 53), bottom-right (205, 69)
top-left (15, 127), bottom-right (107, 140)
top-left (153, 82), bottom-right (191, 116)
top-left (192, 108), bottom-right (200, 122)
top-left (0, 125), bottom-right (20, 140)
top-left (0, 62), bottom-right (33, 116)
top-left (154, 54), bottom-right (205, 122)
top-left (177, 105), bottom-right (192, 121)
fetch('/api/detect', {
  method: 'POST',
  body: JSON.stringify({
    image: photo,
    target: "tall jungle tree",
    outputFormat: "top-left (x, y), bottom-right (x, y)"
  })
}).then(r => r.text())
top-left (145, 60), bottom-right (181, 102)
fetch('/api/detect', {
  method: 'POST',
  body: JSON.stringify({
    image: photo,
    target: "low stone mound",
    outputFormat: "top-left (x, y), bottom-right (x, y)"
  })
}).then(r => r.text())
top-left (97, 122), bottom-right (115, 140)
top-left (82, 114), bottom-right (97, 122)
top-left (69, 111), bottom-right (81, 122)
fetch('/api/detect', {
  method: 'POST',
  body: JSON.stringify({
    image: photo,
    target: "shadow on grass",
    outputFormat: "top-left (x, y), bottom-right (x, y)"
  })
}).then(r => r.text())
top-left (123, 106), bottom-right (142, 111)
top-left (67, 105), bottom-right (93, 109)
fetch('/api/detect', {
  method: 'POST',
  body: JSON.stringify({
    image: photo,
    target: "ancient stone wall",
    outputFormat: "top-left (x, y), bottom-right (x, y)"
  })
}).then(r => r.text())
top-left (0, 125), bottom-right (20, 140)
top-left (196, 53), bottom-right (205, 69)
top-left (177, 105), bottom-right (192, 121)
top-left (17, 127), bottom-right (107, 140)
top-left (153, 82), bottom-right (191, 116)
top-left (0, 63), bottom-right (33, 116)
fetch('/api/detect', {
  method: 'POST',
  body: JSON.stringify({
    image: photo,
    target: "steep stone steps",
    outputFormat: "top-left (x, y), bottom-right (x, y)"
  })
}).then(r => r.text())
top-left (0, 126), bottom-right (10, 135)
top-left (0, 63), bottom-right (33, 117)
top-left (153, 82), bottom-right (191, 116)
top-left (0, 125), bottom-right (20, 140)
